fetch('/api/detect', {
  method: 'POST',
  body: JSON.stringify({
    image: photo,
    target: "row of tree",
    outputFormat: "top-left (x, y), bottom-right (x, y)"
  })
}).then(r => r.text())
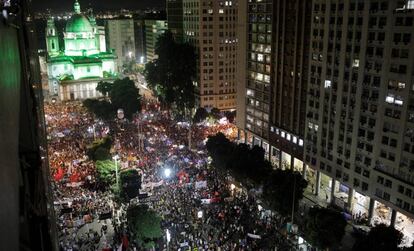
top-left (206, 132), bottom-right (307, 215)
top-left (206, 133), bottom-right (351, 250)
top-left (83, 77), bottom-right (141, 120)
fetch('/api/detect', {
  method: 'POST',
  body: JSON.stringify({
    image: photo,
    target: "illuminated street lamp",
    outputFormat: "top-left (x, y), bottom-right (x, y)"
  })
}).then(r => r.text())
top-left (197, 210), bottom-right (203, 219)
top-left (164, 168), bottom-right (171, 178)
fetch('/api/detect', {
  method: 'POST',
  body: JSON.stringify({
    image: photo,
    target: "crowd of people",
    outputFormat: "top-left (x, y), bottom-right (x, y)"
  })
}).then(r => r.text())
top-left (45, 100), bottom-right (295, 251)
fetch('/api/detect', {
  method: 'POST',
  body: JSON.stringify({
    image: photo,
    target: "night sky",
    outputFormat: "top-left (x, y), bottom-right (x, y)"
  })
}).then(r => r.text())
top-left (33, 0), bottom-right (165, 12)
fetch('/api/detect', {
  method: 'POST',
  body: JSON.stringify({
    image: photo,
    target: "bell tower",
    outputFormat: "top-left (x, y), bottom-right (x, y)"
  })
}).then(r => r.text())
top-left (45, 18), bottom-right (59, 56)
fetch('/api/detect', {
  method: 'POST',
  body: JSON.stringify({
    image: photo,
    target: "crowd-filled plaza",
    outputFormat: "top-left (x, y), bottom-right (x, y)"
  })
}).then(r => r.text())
top-left (46, 101), bottom-right (298, 250)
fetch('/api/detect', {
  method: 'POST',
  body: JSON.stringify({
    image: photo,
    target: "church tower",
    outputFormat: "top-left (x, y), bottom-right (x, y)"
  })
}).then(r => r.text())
top-left (46, 18), bottom-right (59, 56)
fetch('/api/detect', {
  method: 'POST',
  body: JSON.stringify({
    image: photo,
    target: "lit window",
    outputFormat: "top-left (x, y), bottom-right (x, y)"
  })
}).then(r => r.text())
top-left (293, 136), bottom-right (298, 144)
top-left (324, 80), bottom-right (332, 88)
top-left (257, 54), bottom-right (264, 62)
top-left (270, 126), bottom-right (275, 132)
top-left (246, 89), bottom-right (255, 96)
top-left (308, 122), bottom-right (314, 129)
top-left (314, 125), bottom-right (319, 131)
top-left (208, 9), bottom-right (213, 14)
top-left (286, 133), bottom-right (291, 141)
top-left (395, 97), bottom-right (404, 106)
top-left (281, 131), bottom-right (286, 138)
top-left (275, 129), bottom-right (280, 135)
top-left (353, 59), bottom-right (360, 67)
top-left (219, 9), bottom-right (224, 14)
top-left (299, 139), bottom-right (304, 146)
top-left (385, 94), bottom-right (395, 104)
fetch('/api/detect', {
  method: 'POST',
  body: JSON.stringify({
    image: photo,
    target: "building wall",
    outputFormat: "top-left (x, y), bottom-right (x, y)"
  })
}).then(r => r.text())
top-left (167, 0), bottom-right (184, 42)
top-left (105, 19), bottom-right (136, 70)
top-left (144, 19), bottom-right (168, 62)
top-left (304, 0), bottom-right (414, 218)
top-left (236, 0), bottom-right (247, 131)
top-left (181, 0), bottom-right (238, 111)
top-left (134, 19), bottom-right (146, 63)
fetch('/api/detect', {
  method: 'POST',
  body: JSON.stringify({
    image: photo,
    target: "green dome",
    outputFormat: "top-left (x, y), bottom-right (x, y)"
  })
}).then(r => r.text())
top-left (66, 14), bottom-right (93, 33)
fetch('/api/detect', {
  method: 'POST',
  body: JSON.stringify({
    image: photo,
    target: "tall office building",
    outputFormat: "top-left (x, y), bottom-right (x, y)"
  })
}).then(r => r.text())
top-left (178, 0), bottom-right (238, 110)
top-left (238, 0), bottom-right (311, 170)
top-left (144, 19), bottom-right (168, 62)
top-left (105, 19), bottom-right (136, 70)
top-left (305, 0), bottom-right (414, 225)
top-left (167, 0), bottom-right (184, 42)
top-left (134, 19), bottom-right (146, 63)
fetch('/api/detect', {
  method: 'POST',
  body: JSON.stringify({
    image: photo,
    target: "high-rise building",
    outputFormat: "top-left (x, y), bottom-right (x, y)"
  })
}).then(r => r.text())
top-left (305, 0), bottom-right (414, 225)
top-left (174, 0), bottom-right (238, 110)
top-left (238, 0), bottom-right (311, 169)
top-left (134, 19), bottom-right (146, 64)
top-left (144, 19), bottom-right (168, 62)
top-left (105, 18), bottom-right (136, 70)
top-left (167, 0), bottom-right (184, 42)
top-left (1, 0), bottom-right (57, 250)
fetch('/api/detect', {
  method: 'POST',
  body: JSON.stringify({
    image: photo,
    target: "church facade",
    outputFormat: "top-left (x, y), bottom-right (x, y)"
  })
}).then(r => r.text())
top-left (46, 0), bottom-right (117, 101)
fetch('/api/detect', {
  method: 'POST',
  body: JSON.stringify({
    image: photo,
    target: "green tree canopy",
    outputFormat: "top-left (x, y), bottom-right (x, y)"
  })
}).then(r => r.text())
top-left (262, 169), bottom-right (308, 215)
top-left (83, 99), bottom-right (115, 120)
top-left (303, 207), bottom-right (347, 250)
top-left (144, 31), bottom-right (196, 116)
top-left (119, 169), bottom-right (141, 201)
top-left (110, 77), bottom-right (141, 119)
top-left (96, 160), bottom-right (116, 186)
top-left (127, 205), bottom-right (163, 248)
top-left (96, 81), bottom-right (114, 96)
top-left (352, 224), bottom-right (404, 251)
top-left (86, 137), bottom-right (113, 161)
top-left (193, 107), bottom-right (209, 123)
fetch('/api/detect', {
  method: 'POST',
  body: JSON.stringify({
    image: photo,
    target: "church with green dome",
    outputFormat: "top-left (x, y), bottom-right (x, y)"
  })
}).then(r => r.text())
top-left (46, 0), bottom-right (117, 100)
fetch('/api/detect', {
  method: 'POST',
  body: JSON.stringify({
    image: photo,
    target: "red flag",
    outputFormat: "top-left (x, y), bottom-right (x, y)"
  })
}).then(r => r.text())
top-left (54, 167), bottom-right (64, 181)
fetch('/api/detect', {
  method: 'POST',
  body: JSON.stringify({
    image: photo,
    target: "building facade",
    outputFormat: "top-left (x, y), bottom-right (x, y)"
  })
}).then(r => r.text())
top-left (167, 0), bottom-right (184, 42)
top-left (45, 0), bottom-right (117, 101)
top-left (305, 0), bottom-right (414, 227)
top-left (144, 19), bottom-right (168, 62)
top-left (178, 0), bottom-right (238, 110)
top-left (105, 18), bottom-right (136, 71)
top-left (134, 19), bottom-right (146, 64)
top-left (239, 0), bottom-right (311, 168)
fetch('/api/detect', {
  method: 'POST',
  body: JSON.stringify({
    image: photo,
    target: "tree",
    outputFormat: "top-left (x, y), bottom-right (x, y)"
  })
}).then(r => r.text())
top-left (206, 132), bottom-right (234, 170)
top-left (83, 99), bottom-right (115, 120)
top-left (262, 169), bottom-right (307, 216)
top-left (224, 110), bottom-right (236, 123)
top-left (120, 169), bottom-right (141, 201)
top-left (127, 205), bottom-right (163, 249)
top-left (209, 107), bottom-right (221, 121)
top-left (303, 207), bottom-right (347, 250)
top-left (86, 137), bottom-right (112, 161)
top-left (144, 31), bottom-right (196, 116)
top-left (110, 77), bottom-right (142, 119)
top-left (96, 81), bottom-right (114, 96)
top-left (96, 160), bottom-right (116, 187)
top-left (193, 107), bottom-right (209, 123)
top-left (352, 224), bottom-right (403, 251)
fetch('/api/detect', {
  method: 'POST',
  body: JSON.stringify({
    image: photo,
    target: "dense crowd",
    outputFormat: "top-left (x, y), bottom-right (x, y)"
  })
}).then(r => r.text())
top-left (46, 101), bottom-right (294, 251)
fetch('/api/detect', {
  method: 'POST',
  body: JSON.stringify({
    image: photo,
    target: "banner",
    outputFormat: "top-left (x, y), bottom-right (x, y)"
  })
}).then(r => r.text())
top-left (195, 181), bottom-right (207, 189)
top-left (247, 233), bottom-right (261, 239)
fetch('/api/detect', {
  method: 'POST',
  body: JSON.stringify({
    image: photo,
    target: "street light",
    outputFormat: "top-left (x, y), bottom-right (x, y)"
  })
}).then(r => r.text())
top-left (113, 155), bottom-right (120, 188)
top-left (164, 168), bottom-right (171, 178)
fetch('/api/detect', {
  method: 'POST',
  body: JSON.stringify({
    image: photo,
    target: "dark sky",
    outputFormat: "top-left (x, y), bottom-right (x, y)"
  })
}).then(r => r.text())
top-left (33, 0), bottom-right (165, 12)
